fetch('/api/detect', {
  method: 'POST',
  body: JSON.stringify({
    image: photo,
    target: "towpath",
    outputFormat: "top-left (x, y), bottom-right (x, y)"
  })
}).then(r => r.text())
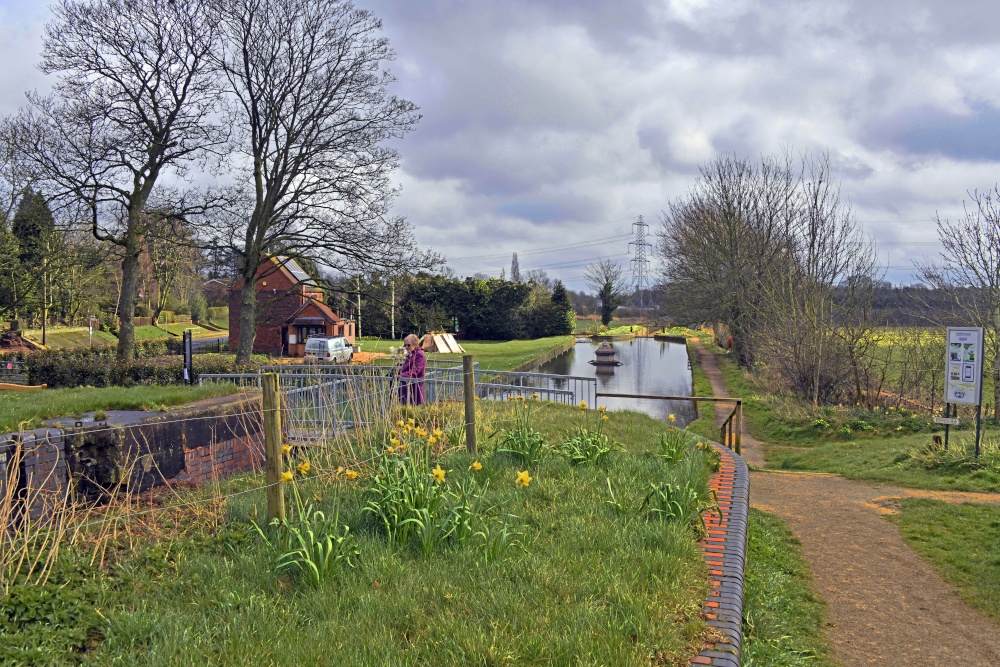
top-left (691, 338), bottom-right (1000, 666)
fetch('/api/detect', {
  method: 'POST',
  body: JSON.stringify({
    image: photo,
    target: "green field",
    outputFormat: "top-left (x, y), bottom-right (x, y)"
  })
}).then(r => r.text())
top-left (359, 336), bottom-right (574, 371)
top-left (4, 403), bottom-right (720, 665)
top-left (22, 326), bottom-right (117, 349)
top-left (0, 384), bottom-right (240, 433)
top-left (891, 499), bottom-right (1000, 622)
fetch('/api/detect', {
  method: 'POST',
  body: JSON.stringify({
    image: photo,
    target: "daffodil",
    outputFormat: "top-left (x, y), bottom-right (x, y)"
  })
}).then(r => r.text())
top-left (386, 446), bottom-right (395, 455)
top-left (668, 413), bottom-right (676, 423)
top-left (280, 444), bottom-right (291, 456)
top-left (598, 405), bottom-right (606, 412)
top-left (516, 395), bottom-right (525, 401)
top-left (433, 428), bottom-right (443, 439)
top-left (531, 393), bottom-right (539, 400)
top-left (579, 400), bottom-right (587, 409)
top-left (516, 470), bottom-right (532, 487)
top-left (416, 427), bottom-right (428, 439)
top-left (396, 420), bottom-right (405, 428)
top-left (337, 466), bottom-right (345, 474)
top-left (280, 470), bottom-right (293, 483)
top-left (428, 435), bottom-right (438, 446)
top-left (470, 461), bottom-right (483, 472)
top-left (345, 469), bottom-right (358, 480)
top-left (602, 414), bottom-right (609, 422)
top-left (432, 465), bottom-right (446, 483)
top-left (297, 461), bottom-right (311, 475)
top-left (407, 418), bottom-right (415, 426)
top-left (397, 443), bottom-right (407, 453)
top-left (507, 395), bottom-right (515, 402)
top-left (390, 437), bottom-right (401, 447)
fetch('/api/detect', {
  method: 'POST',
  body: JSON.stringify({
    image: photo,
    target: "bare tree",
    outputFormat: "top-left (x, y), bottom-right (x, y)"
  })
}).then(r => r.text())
top-left (585, 258), bottom-right (628, 325)
top-left (658, 154), bottom-right (796, 365)
top-left (916, 188), bottom-right (1000, 419)
top-left (207, 0), bottom-right (433, 363)
top-left (7, 0), bottom-right (224, 360)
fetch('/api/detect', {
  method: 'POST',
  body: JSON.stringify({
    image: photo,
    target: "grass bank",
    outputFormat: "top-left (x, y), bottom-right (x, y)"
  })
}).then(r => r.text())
top-left (0, 384), bottom-right (240, 433)
top-left (890, 499), bottom-right (1000, 623)
top-left (742, 510), bottom-right (833, 666)
top-left (4, 402), bottom-right (721, 666)
top-left (705, 343), bottom-right (1000, 492)
top-left (22, 327), bottom-right (117, 349)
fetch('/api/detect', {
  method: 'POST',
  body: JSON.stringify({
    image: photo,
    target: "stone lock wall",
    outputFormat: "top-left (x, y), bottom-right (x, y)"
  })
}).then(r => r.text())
top-left (1, 398), bottom-right (264, 520)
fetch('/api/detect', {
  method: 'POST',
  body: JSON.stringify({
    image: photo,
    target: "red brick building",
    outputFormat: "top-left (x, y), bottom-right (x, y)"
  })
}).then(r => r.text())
top-left (228, 256), bottom-right (355, 357)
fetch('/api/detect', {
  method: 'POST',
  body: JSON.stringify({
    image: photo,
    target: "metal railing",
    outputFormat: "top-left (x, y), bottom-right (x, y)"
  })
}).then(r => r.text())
top-left (0, 360), bottom-right (29, 385)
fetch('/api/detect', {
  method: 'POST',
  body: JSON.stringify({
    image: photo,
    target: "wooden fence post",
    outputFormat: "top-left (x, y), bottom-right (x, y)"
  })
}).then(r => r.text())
top-left (463, 355), bottom-right (477, 453)
top-left (735, 400), bottom-right (743, 456)
top-left (262, 372), bottom-right (285, 522)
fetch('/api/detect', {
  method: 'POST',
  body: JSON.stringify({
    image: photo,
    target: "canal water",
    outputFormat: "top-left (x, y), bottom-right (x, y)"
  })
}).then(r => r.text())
top-left (537, 338), bottom-right (697, 426)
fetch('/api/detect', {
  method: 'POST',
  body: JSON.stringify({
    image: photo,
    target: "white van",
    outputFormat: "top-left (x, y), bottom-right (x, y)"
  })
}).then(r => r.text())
top-left (304, 335), bottom-right (353, 364)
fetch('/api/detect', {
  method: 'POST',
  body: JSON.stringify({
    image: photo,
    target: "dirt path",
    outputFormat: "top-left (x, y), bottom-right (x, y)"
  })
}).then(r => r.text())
top-left (691, 339), bottom-right (1000, 666)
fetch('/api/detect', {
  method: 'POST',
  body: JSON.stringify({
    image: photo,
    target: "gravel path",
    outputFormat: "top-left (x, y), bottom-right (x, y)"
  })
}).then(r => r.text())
top-left (691, 338), bottom-right (1000, 666)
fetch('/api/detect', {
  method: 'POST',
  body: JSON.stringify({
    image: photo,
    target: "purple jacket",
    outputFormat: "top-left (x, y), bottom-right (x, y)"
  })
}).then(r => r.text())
top-left (399, 346), bottom-right (426, 405)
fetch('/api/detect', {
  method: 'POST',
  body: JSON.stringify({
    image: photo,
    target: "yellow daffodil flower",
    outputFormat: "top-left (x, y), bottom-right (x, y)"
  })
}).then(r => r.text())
top-left (516, 470), bottom-right (532, 487)
top-left (531, 393), bottom-right (539, 400)
top-left (337, 466), bottom-right (345, 474)
top-left (668, 413), bottom-right (676, 423)
top-left (297, 461), bottom-right (310, 475)
top-left (345, 469), bottom-right (358, 480)
top-left (280, 444), bottom-right (291, 456)
top-left (602, 414), bottom-right (609, 422)
top-left (280, 471), bottom-right (293, 483)
top-left (396, 420), bottom-right (405, 428)
top-left (470, 461), bottom-right (483, 472)
top-left (433, 428), bottom-right (443, 439)
top-left (432, 465), bottom-right (446, 483)
top-left (428, 435), bottom-right (438, 446)
top-left (407, 418), bottom-right (415, 426)
top-left (579, 400), bottom-right (587, 409)
top-left (397, 443), bottom-right (407, 453)
top-left (386, 446), bottom-right (395, 455)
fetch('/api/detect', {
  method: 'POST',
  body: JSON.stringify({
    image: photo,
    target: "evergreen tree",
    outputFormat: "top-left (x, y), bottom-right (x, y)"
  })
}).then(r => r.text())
top-left (11, 189), bottom-right (61, 336)
top-left (511, 253), bottom-right (520, 282)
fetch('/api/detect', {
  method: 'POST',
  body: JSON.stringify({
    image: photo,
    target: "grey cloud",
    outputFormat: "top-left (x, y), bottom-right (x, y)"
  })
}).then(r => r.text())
top-left (863, 102), bottom-right (1000, 162)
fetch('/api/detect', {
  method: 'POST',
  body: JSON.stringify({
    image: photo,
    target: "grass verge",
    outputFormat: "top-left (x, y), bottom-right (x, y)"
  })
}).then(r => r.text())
top-left (0, 384), bottom-right (240, 433)
top-left (742, 509), bottom-right (833, 666)
top-left (890, 499), bottom-right (1000, 622)
top-left (706, 343), bottom-right (1000, 492)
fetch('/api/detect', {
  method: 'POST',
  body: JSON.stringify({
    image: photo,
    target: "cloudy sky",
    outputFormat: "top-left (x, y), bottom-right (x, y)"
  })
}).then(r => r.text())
top-left (3, 0), bottom-right (999, 291)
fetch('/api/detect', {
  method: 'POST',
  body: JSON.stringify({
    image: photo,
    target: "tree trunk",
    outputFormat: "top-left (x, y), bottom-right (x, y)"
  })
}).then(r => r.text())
top-left (236, 268), bottom-right (259, 365)
top-left (116, 238), bottom-right (142, 361)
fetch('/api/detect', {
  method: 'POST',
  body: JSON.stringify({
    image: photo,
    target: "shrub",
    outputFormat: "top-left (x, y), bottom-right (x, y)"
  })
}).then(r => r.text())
top-left (836, 426), bottom-right (852, 438)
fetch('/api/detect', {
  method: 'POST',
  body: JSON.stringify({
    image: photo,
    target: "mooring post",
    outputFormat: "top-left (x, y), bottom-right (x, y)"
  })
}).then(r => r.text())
top-left (262, 372), bottom-right (285, 522)
top-left (462, 355), bottom-right (477, 453)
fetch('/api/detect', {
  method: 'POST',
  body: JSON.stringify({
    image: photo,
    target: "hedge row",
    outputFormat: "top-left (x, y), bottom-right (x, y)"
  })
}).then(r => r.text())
top-left (1, 338), bottom-right (184, 364)
top-left (26, 354), bottom-right (253, 389)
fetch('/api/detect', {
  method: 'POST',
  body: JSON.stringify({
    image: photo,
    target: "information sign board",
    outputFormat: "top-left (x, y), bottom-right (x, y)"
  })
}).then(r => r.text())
top-left (944, 327), bottom-right (984, 405)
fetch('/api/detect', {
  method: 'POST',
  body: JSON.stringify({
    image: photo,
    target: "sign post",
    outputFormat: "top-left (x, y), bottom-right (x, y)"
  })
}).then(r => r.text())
top-left (183, 330), bottom-right (193, 386)
top-left (944, 327), bottom-right (985, 457)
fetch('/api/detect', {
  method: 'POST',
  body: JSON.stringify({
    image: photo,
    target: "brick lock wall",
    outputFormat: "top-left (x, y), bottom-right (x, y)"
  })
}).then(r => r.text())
top-left (174, 432), bottom-right (264, 484)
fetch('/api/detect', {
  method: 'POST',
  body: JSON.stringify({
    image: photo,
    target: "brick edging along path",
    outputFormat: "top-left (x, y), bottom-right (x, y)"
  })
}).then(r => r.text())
top-left (691, 442), bottom-right (749, 667)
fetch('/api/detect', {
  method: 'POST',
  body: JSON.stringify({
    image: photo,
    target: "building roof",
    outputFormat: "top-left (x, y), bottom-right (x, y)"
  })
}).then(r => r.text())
top-left (285, 299), bottom-right (342, 325)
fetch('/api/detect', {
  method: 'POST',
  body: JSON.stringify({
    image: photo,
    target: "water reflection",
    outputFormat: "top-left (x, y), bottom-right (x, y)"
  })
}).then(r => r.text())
top-left (538, 338), bottom-right (696, 426)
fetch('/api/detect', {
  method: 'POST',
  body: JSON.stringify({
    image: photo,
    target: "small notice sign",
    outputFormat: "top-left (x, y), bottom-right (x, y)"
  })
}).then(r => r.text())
top-left (944, 327), bottom-right (984, 406)
top-left (933, 417), bottom-right (960, 426)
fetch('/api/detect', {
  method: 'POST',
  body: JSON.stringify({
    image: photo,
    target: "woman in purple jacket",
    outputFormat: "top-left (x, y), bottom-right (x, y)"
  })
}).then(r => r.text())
top-left (398, 334), bottom-right (426, 405)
